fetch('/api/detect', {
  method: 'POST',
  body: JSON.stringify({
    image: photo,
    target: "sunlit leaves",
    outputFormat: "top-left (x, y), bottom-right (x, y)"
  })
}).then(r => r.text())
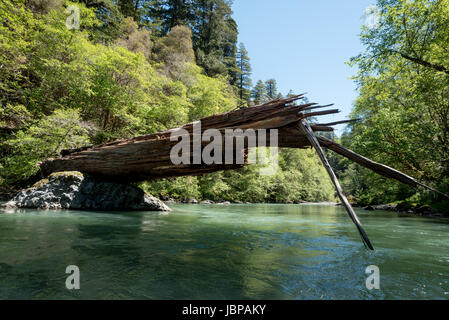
top-left (346, 0), bottom-right (449, 204)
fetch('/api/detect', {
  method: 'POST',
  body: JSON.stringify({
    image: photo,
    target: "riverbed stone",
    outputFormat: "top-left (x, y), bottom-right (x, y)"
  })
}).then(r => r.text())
top-left (216, 201), bottom-right (231, 205)
top-left (1, 171), bottom-right (171, 212)
top-left (395, 202), bottom-right (414, 212)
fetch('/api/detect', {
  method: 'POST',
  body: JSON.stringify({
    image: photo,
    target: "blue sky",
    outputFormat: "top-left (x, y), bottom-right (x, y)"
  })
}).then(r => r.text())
top-left (232, 0), bottom-right (376, 134)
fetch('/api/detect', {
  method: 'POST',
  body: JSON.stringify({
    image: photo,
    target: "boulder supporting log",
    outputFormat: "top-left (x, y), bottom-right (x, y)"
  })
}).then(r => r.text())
top-left (2, 172), bottom-right (171, 212)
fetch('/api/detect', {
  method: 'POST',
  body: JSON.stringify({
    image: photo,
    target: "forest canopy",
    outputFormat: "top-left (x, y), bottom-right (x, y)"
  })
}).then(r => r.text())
top-left (336, 0), bottom-right (449, 208)
top-left (0, 0), bottom-right (337, 203)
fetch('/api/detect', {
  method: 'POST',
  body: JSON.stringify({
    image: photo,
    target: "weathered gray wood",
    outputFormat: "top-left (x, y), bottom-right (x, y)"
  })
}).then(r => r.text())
top-left (298, 109), bottom-right (340, 119)
top-left (317, 119), bottom-right (361, 127)
top-left (311, 125), bottom-right (334, 132)
top-left (299, 119), bottom-right (374, 250)
top-left (302, 104), bottom-right (335, 112)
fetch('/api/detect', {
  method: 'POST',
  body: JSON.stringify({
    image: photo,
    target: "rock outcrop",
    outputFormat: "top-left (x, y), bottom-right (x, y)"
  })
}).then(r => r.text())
top-left (1, 172), bottom-right (171, 212)
top-left (364, 203), bottom-right (445, 217)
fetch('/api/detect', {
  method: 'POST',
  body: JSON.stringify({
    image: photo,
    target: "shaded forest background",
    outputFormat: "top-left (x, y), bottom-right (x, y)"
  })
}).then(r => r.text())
top-left (0, 0), bottom-right (448, 208)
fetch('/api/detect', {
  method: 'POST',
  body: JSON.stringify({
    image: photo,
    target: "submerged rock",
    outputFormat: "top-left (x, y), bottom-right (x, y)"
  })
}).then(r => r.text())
top-left (1, 172), bottom-right (171, 212)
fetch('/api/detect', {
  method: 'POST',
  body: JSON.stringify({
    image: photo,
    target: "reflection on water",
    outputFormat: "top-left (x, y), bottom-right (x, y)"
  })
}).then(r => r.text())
top-left (0, 204), bottom-right (448, 299)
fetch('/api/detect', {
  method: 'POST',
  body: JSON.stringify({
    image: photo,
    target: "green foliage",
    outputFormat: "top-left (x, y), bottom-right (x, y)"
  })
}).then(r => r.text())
top-left (236, 43), bottom-right (252, 104)
top-left (342, 0), bottom-right (449, 205)
top-left (187, 71), bottom-right (236, 120)
top-left (116, 17), bottom-right (152, 59)
top-left (117, 0), bottom-right (141, 21)
top-left (78, 0), bottom-right (125, 42)
top-left (25, 0), bottom-right (64, 16)
top-left (146, 0), bottom-right (238, 80)
top-left (192, 0), bottom-right (238, 79)
top-left (153, 25), bottom-right (195, 81)
top-left (352, 0), bottom-right (449, 78)
top-left (0, 109), bottom-right (90, 185)
top-left (0, 0), bottom-right (337, 204)
top-left (0, 104), bottom-right (31, 131)
top-left (143, 149), bottom-right (337, 203)
top-left (142, 176), bottom-right (201, 201)
top-left (251, 80), bottom-right (267, 105)
top-left (265, 79), bottom-right (278, 99)
top-left (0, 0), bottom-right (37, 105)
top-left (0, 0), bottom-right (236, 187)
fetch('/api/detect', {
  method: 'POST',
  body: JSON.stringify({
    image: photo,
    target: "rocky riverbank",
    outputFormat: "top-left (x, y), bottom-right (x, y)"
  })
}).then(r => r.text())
top-left (164, 198), bottom-right (242, 205)
top-left (4, 175), bottom-right (445, 217)
top-left (1, 172), bottom-right (171, 212)
top-left (0, 187), bottom-right (18, 202)
top-left (163, 197), bottom-right (338, 206)
top-left (364, 203), bottom-right (447, 217)
top-left (162, 198), bottom-right (447, 217)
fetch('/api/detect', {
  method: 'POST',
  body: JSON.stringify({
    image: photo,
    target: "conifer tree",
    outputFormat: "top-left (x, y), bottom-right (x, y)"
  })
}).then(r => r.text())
top-left (236, 43), bottom-right (252, 104)
top-left (192, 0), bottom-right (238, 78)
top-left (252, 80), bottom-right (267, 105)
top-left (265, 79), bottom-right (278, 100)
top-left (145, 0), bottom-right (237, 80)
top-left (147, 0), bottom-right (194, 33)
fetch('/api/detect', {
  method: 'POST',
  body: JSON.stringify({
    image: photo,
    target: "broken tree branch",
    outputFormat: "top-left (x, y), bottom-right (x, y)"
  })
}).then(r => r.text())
top-left (317, 136), bottom-right (449, 199)
top-left (299, 119), bottom-right (374, 250)
top-left (318, 119), bottom-right (361, 127)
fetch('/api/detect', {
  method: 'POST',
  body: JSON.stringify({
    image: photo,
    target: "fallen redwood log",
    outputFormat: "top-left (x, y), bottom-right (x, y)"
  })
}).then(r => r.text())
top-left (40, 96), bottom-right (447, 199)
top-left (40, 95), bottom-right (312, 181)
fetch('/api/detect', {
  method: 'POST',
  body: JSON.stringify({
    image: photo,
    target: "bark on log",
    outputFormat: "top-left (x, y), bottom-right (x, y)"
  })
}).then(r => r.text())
top-left (317, 119), bottom-right (361, 127)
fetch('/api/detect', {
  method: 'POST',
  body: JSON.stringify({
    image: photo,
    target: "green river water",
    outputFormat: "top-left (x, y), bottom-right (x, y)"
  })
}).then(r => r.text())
top-left (0, 203), bottom-right (448, 300)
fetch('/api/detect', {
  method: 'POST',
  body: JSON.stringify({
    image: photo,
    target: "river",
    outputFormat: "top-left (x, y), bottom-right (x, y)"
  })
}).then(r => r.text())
top-left (0, 203), bottom-right (448, 300)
